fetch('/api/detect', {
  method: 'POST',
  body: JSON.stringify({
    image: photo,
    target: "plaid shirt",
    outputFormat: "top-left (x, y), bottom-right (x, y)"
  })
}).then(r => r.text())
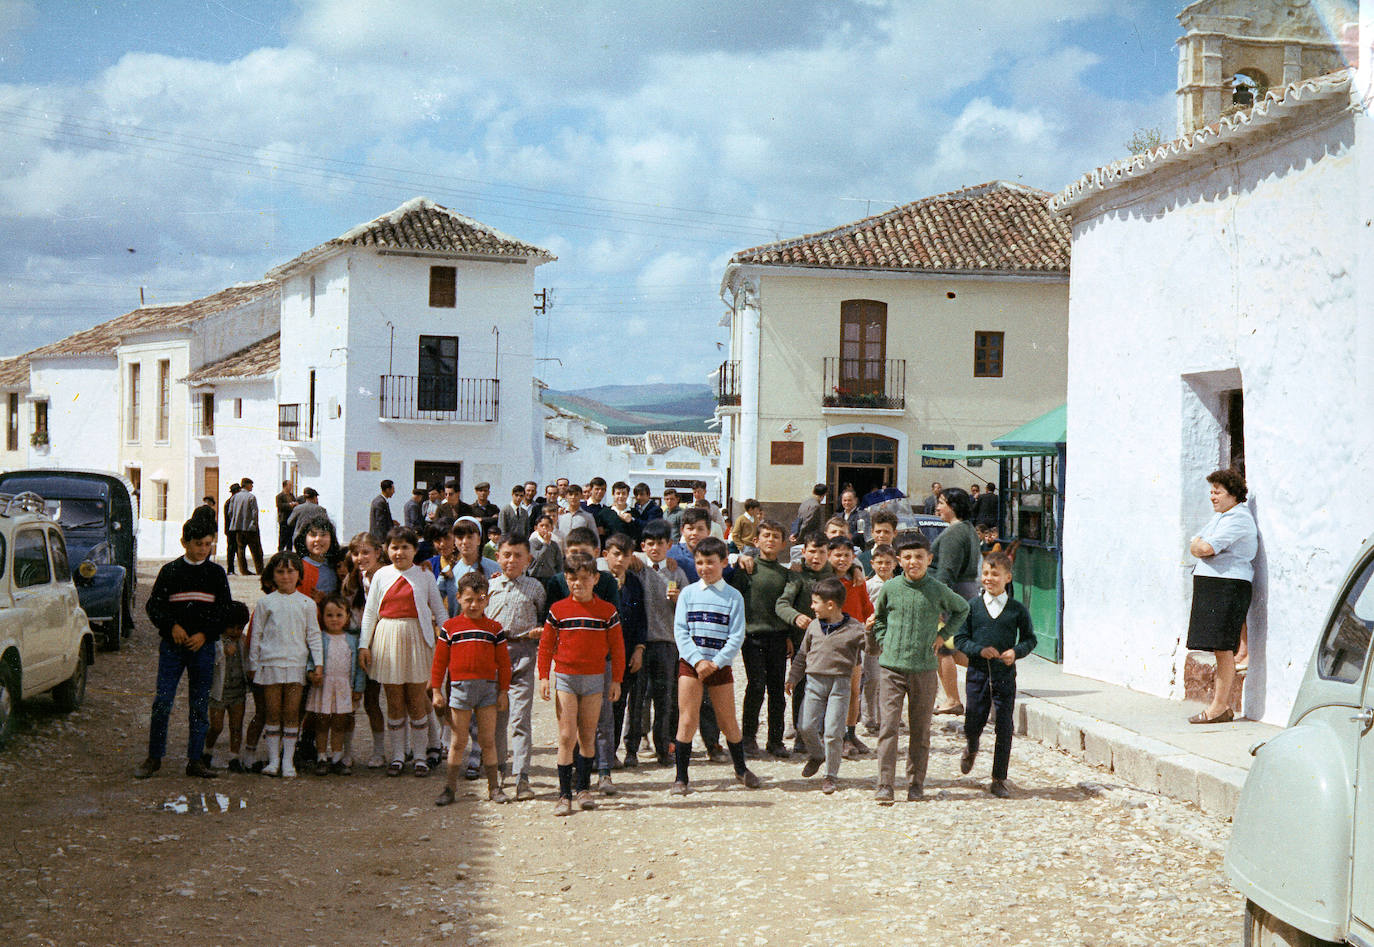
top-left (485, 573), bottom-right (546, 641)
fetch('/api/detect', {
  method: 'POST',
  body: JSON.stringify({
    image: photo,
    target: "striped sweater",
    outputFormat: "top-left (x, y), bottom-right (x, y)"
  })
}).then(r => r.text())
top-left (673, 579), bottom-right (746, 669)
top-left (538, 596), bottom-right (627, 681)
top-left (430, 615), bottom-right (512, 690)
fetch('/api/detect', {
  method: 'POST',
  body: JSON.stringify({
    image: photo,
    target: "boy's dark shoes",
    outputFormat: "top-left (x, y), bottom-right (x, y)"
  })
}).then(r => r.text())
top-left (990, 779), bottom-right (1010, 799)
top-left (200, 753), bottom-right (214, 768)
top-left (134, 757), bottom-right (161, 779)
top-left (489, 785), bottom-right (510, 804)
top-left (669, 781), bottom-right (690, 796)
top-left (960, 746), bottom-right (977, 775)
top-left (655, 753), bottom-right (674, 768)
top-left (821, 776), bottom-right (837, 794)
top-left (314, 760), bottom-right (330, 776)
top-left (435, 787), bottom-right (456, 807)
top-left (842, 739), bottom-right (859, 760)
top-left (251, 759), bottom-right (267, 774)
top-left (623, 752), bottom-right (639, 769)
top-left (554, 796), bottom-right (574, 816)
top-left (426, 747), bottom-right (442, 769)
top-left (848, 733), bottom-right (871, 755)
top-left (906, 784), bottom-right (924, 802)
top-left (574, 790), bottom-right (597, 811)
top-left (705, 744), bottom-right (728, 764)
top-left (332, 761), bottom-right (351, 776)
top-left (735, 768), bottom-right (761, 789)
top-left (463, 763), bottom-right (481, 780)
top-left (596, 774), bottom-right (618, 796)
top-left (227, 759), bottom-right (246, 774)
top-left (801, 758), bottom-right (822, 778)
top-left (766, 742), bottom-right (792, 760)
top-left (515, 778), bottom-right (535, 801)
top-left (185, 760), bottom-right (218, 779)
top-left (741, 739), bottom-right (763, 759)
top-left (874, 784), bottom-right (894, 806)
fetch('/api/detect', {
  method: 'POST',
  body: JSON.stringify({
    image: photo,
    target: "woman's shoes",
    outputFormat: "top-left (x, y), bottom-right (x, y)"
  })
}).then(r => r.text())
top-left (1188, 707), bottom-right (1235, 724)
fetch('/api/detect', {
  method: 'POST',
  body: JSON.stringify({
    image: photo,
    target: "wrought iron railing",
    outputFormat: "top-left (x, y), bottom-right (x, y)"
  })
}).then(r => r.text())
top-left (822, 357), bottom-right (906, 410)
top-left (379, 375), bottom-right (500, 423)
top-left (716, 360), bottom-right (740, 406)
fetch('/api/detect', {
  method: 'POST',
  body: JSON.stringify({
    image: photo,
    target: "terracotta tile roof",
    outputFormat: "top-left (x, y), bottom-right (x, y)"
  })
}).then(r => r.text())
top-left (26, 281), bottom-right (279, 359)
top-left (731, 182), bottom-right (1069, 274)
top-left (645, 431), bottom-right (720, 456)
top-left (606, 434), bottom-right (642, 448)
top-left (267, 198), bottom-right (556, 279)
top-left (0, 354), bottom-right (30, 389)
top-left (1052, 70), bottom-right (1354, 216)
top-left (185, 333), bottom-right (280, 384)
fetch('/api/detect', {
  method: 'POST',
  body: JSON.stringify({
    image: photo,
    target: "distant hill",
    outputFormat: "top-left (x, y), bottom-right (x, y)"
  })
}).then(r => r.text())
top-left (545, 383), bottom-right (714, 434)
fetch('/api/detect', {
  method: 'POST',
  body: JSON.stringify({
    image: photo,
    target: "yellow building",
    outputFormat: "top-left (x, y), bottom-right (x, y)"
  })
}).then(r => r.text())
top-left (716, 181), bottom-right (1069, 522)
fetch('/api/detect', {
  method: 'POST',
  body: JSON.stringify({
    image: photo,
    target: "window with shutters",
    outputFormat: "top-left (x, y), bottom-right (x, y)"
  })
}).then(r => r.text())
top-left (429, 266), bottom-right (456, 308)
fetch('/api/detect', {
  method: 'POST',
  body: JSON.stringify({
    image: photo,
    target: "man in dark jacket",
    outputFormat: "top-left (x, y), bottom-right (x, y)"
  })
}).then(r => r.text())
top-left (274, 481), bottom-right (296, 552)
top-left (790, 483), bottom-right (829, 543)
top-left (369, 480), bottom-right (396, 541)
top-left (403, 488), bottom-right (426, 531)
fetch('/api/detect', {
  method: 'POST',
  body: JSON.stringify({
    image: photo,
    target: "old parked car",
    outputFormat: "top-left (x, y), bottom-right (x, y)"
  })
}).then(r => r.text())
top-left (1225, 538), bottom-right (1374, 946)
top-left (0, 491), bottom-right (95, 749)
top-left (0, 469), bottom-right (137, 650)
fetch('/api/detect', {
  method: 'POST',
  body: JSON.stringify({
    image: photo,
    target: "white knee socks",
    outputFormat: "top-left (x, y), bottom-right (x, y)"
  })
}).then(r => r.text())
top-left (409, 716), bottom-right (429, 762)
top-left (385, 716), bottom-right (407, 764)
top-left (281, 727), bottom-right (299, 778)
top-left (262, 727), bottom-right (282, 775)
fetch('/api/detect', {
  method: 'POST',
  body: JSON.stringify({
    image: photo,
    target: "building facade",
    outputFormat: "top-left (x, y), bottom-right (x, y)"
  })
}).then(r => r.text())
top-left (717, 182), bottom-right (1069, 524)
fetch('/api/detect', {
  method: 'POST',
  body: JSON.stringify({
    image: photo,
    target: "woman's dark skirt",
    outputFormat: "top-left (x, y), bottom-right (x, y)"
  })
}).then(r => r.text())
top-left (1186, 574), bottom-right (1253, 652)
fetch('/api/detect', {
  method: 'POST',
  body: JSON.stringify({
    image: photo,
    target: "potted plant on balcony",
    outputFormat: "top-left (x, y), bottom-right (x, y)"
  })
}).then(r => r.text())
top-left (29, 430), bottom-right (49, 448)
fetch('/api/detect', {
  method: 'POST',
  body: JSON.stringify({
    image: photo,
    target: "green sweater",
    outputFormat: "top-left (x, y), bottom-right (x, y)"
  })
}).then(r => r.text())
top-left (775, 564), bottom-right (835, 628)
top-left (932, 519), bottom-right (981, 587)
top-left (871, 573), bottom-right (970, 674)
top-left (728, 557), bottom-right (793, 636)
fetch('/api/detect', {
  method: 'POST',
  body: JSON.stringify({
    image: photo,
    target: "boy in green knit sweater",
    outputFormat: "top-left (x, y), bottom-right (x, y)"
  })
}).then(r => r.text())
top-left (868, 533), bottom-right (970, 805)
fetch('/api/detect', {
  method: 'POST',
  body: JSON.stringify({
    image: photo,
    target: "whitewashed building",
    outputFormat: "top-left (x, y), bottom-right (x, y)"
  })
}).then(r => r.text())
top-left (606, 431), bottom-right (723, 503)
top-left (541, 400), bottom-right (631, 489)
top-left (1051, 2), bottom-right (1368, 723)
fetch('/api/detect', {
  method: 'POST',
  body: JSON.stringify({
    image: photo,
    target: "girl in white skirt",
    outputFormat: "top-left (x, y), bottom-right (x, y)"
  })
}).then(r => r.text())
top-left (246, 552), bottom-right (323, 778)
top-left (308, 595), bottom-right (366, 775)
top-left (358, 527), bottom-right (448, 776)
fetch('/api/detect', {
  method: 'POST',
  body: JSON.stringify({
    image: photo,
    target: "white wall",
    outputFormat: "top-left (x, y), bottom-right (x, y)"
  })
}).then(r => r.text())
top-left (27, 356), bottom-right (120, 472)
top-left (1062, 106), bottom-right (1371, 724)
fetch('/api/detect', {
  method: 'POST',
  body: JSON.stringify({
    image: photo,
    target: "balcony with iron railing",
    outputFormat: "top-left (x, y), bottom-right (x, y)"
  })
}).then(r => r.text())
top-left (822, 357), bottom-right (906, 411)
top-left (278, 403), bottom-right (321, 442)
top-left (715, 360), bottom-right (740, 408)
top-left (379, 375), bottom-right (500, 423)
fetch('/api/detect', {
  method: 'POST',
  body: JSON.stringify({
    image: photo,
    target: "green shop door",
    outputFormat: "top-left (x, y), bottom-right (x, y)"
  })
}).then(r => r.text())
top-left (1013, 545), bottom-right (1060, 661)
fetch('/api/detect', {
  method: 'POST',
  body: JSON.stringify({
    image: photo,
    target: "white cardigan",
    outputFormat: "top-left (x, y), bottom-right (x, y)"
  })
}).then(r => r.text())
top-left (359, 563), bottom-right (447, 649)
top-left (246, 590), bottom-right (323, 673)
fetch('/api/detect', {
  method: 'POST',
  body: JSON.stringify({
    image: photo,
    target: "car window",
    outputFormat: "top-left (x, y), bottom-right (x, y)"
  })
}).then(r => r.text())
top-left (1317, 551), bottom-right (1374, 683)
top-left (42, 497), bottom-right (107, 532)
top-left (13, 528), bottom-right (52, 588)
top-left (47, 529), bottom-right (71, 582)
top-left (0, 533), bottom-right (6, 580)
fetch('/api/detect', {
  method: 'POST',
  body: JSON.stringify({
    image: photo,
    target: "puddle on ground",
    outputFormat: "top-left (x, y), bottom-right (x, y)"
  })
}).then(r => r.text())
top-left (160, 793), bottom-right (248, 814)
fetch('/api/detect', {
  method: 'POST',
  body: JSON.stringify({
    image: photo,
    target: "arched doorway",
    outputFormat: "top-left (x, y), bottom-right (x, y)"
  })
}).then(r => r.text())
top-left (826, 432), bottom-right (897, 503)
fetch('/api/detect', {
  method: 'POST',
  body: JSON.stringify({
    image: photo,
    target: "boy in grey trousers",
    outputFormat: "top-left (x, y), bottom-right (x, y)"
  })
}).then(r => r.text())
top-left (786, 577), bottom-right (867, 794)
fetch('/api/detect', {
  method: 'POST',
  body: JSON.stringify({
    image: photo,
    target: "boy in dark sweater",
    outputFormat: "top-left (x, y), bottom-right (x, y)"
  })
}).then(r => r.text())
top-left (136, 516), bottom-right (233, 779)
top-left (728, 518), bottom-right (793, 759)
top-left (952, 551), bottom-right (1036, 798)
top-left (786, 578), bottom-right (867, 793)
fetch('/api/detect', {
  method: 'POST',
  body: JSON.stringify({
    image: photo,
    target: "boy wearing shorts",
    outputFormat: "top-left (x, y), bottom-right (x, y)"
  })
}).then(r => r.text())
top-left (432, 571), bottom-right (511, 805)
top-left (670, 537), bottom-right (760, 794)
top-left (539, 553), bottom-right (626, 816)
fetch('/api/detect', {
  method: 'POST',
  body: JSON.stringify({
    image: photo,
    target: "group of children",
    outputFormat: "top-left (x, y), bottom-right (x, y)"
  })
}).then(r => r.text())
top-left (135, 486), bottom-right (1035, 810)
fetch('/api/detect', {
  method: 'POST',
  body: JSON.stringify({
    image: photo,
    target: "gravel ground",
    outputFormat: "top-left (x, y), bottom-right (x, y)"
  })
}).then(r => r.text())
top-left (0, 564), bottom-right (1243, 946)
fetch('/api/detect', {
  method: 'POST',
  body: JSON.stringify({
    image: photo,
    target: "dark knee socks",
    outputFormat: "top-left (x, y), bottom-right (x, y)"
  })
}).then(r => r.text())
top-left (557, 763), bottom-right (573, 799)
top-left (727, 740), bottom-right (747, 776)
top-left (675, 743), bottom-right (691, 784)
top-left (573, 753), bottom-right (595, 793)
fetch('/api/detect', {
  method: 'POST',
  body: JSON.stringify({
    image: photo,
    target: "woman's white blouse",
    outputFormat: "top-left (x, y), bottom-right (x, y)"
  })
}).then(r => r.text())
top-left (1194, 504), bottom-right (1259, 582)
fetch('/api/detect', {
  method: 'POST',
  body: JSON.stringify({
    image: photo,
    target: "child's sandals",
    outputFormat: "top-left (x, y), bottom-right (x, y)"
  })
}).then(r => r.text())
top-left (413, 759), bottom-right (430, 777)
top-left (386, 760), bottom-right (404, 777)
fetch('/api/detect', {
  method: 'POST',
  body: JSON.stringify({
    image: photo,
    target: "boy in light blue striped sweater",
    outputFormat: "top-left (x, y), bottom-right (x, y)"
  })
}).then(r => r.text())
top-left (671, 537), bottom-right (760, 794)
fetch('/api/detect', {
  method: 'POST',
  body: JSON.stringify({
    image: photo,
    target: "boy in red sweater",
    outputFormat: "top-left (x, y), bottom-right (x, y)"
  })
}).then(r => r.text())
top-left (431, 571), bottom-right (511, 805)
top-left (539, 552), bottom-right (626, 816)
top-left (828, 536), bottom-right (873, 758)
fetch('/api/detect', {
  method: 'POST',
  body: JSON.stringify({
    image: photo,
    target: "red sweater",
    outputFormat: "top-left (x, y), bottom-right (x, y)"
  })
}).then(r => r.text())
top-left (430, 615), bottom-right (512, 691)
top-left (538, 596), bottom-right (626, 682)
top-left (840, 576), bottom-right (874, 623)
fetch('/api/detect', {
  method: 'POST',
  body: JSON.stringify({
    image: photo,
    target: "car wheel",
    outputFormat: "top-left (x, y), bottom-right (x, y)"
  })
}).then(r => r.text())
top-left (102, 603), bottom-right (123, 652)
top-left (1244, 899), bottom-right (1340, 947)
top-left (52, 643), bottom-right (88, 713)
top-left (0, 663), bottom-right (15, 751)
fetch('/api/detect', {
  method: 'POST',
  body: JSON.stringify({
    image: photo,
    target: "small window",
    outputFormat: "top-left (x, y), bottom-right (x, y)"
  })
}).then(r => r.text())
top-left (234, 397), bottom-right (243, 419)
top-left (1317, 552), bottom-right (1374, 683)
top-left (13, 528), bottom-right (51, 587)
top-left (32, 400), bottom-right (49, 446)
top-left (429, 266), bottom-right (456, 308)
top-left (974, 331), bottom-right (1004, 378)
top-left (154, 481), bottom-right (169, 522)
top-left (156, 359), bottom-right (170, 441)
top-left (6, 392), bottom-right (17, 452)
top-left (198, 392), bottom-right (215, 436)
top-left (48, 530), bottom-right (71, 582)
top-left (308, 275), bottom-right (317, 318)
top-left (127, 362), bottom-right (141, 441)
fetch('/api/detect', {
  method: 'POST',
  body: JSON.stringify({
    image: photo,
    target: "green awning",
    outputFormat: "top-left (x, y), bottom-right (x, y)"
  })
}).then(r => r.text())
top-left (993, 403), bottom-right (1066, 450)
top-left (917, 447), bottom-right (1053, 460)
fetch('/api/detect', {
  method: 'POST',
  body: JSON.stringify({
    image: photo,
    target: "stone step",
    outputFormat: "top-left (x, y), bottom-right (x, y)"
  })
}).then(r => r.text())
top-left (1183, 651), bottom-right (1245, 714)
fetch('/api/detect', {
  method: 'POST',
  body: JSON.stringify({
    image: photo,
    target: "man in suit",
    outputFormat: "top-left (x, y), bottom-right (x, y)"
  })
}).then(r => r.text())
top-left (470, 481), bottom-right (500, 539)
top-left (836, 487), bottom-right (864, 544)
top-left (403, 487), bottom-right (427, 531)
top-left (227, 478), bottom-right (264, 575)
top-left (369, 479), bottom-right (396, 542)
top-left (223, 483), bottom-right (241, 574)
top-left (790, 483), bottom-right (829, 543)
top-left (498, 483), bottom-right (530, 541)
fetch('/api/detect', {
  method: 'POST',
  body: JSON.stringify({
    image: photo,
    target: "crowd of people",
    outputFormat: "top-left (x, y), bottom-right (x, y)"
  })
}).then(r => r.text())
top-left (134, 473), bottom-right (1038, 810)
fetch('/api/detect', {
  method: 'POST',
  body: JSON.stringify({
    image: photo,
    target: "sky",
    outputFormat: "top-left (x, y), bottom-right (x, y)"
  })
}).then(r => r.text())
top-left (0, 0), bottom-right (1183, 389)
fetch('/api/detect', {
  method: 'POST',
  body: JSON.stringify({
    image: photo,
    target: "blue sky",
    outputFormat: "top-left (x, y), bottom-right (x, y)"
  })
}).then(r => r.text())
top-left (0, 1), bottom-right (1183, 389)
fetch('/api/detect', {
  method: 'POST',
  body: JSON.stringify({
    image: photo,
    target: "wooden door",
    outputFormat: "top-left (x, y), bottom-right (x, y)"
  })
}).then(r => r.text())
top-left (840, 300), bottom-right (887, 397)
top-left (203, 467), bottom-right (219, 506)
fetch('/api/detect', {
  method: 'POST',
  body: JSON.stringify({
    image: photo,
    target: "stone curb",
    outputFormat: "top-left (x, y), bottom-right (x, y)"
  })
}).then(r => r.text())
top-left (1014, 695), bottom-right (1246, 818)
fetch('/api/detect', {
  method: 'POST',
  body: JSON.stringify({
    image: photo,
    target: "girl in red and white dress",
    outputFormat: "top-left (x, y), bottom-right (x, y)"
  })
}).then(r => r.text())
top-left (358, 526), bottom-right (447, 776)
